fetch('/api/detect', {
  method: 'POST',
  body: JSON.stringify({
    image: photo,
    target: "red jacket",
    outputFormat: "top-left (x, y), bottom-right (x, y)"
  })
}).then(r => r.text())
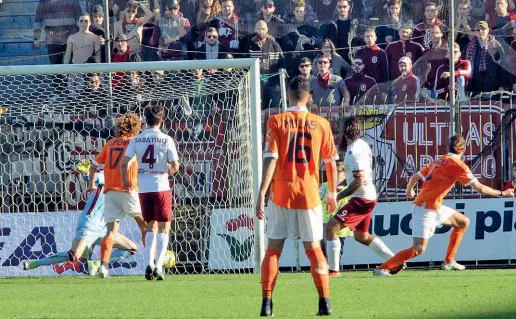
top-left (504, 181), bottom-right (516, 191)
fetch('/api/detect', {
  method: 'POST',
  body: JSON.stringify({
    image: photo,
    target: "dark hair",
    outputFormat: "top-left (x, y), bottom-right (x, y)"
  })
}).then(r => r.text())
top-left (287, 75), bottom-right (310, 101)
top-left (320, 39), bottom-right (337, 57)
top-left (206, 27), bottom-right (218, 34)
top-left (144, 104), bottom-right (166, 126)
top-left (449, 134), bottom-right (466, 154)
top-left (387, 0), bottom-right (402, 6)
top-left (342, 116), bottom-right (362, 141)
top-left (298, 57), bottom-right (311, 66)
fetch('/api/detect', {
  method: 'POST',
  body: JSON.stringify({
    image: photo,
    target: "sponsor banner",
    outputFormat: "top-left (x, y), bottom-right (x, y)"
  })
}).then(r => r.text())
top-left (278, 198), bottom-right (516, 267)
top-left (208, 208), bottom-right (255, 270)
top-left (0, 212), bottom-right (145, 276)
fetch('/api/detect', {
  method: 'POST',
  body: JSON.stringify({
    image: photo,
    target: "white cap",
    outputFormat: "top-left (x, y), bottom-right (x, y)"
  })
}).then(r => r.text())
top-left (398, 56), bottom-right (412, 65)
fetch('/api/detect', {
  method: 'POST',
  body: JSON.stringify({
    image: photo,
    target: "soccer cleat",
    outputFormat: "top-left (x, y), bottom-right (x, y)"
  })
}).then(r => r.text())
top-left (260, 298), bottom-right (274, 317)
top-left (155, 268), bottom-right (165, 281)
top-left (389, 263), bottom-right (407, 275)
top-left (328, 270), bottom-right (341, 278)
top-left (145, 265), bottom-right (155, 281)
top-left (441, 261), bottom-right (466, 271)
top-left (316, 297), bottom-right (332, 316)
top-left (87, 260), bottom-right (100, 276)
top-left (22, 261), bottom-right (38, 270)
top-left (373, 268), bottom-right (392, 277)
top-left (99, 264), bottom-right (109, 279)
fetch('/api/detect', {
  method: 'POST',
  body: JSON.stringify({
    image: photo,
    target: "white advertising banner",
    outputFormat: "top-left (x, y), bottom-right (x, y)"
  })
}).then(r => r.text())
top-left (0, 212), bottom-right (145, 276)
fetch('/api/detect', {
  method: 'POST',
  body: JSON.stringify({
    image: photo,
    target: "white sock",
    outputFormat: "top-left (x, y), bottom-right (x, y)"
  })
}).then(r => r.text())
top-left (155, 233), bottom-right (169, 272)
top-left (145, 232), bottom-right (157, 268)
top-left (326, 239), bottom-right (341, 271)
top-left (368, 237), bottom-right (395, 260)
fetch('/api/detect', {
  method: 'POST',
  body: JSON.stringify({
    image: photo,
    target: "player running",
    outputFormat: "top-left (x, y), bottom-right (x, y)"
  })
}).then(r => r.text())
top-left (374, 135), bottom-right (515, 276)
top-left (22, 162), bottom-right (137, 275)
top-left (121, 104), bottom-right (180, 281)
top-left (325, 117), bottom-right (396, 277)
top-left (256, 75), bottom-right (339, 316)
top-left (88, 113), bottom-right (147, 278)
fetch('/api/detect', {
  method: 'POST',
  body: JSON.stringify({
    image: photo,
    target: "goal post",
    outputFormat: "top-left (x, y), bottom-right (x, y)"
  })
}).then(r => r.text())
top-left (0, 58), bottom-right (265, 276)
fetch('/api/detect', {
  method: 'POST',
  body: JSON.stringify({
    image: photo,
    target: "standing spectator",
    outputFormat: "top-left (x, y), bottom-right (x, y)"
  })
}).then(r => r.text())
top-left (465, 21), bottom-right (506, 95)
top-left (151, 0), bottom-right (191, 61)
top-left (355, 28), bottom-right (389, 84)
top-left (343, 57), bottom-right (380, 105)
top-left (309, 56), bottom-right (348, 107)
top-left (455, 1), bottom-right (474, 51)
top-left (433, 42), bottom-right (472, 101)
top-left (195, 0), bottom-right (221, 44)
top-left (419, 25), bottom-right (448, 95)
top-left (283, 0), bottom-right (317, 23)
top-left (376, 0), bottom-right (413, 48)
top-left (326, 0), bottom-right (351, 60)
top-left (488, 0), bottom-right (516, 44)
top-left (391, 57), bottom-right (421, 103)
top-left (64, 13), bottom-right (101, 64)
top-left (209, 0), bottom-right (240, 50)
top-left (113, 1), bottom-right (154, 55)
top-left (258, 0), bottom-right (284, 24)
top-left (386, 24), bottom-right (425, 80)
top-left (469, 0), bottom-right (486, 24)
top-left (312, 39), bottom-right (351, 79)
top-left (111, 34), bottom-right (142, 93)
top-left (486, 0), bottom-right (515, 22)
top-left (412, 2), bottom-right (447, 49)
top-left (34, 0), bottom-right (82, 65)
top-left (90, 5), bottom-right (107, 62)
top-left (244, 20), bottom-right (284, 109)
top-left (195, 27), bottom-right (230, 59)
top-left (298, 57), bottom-right (314, 80)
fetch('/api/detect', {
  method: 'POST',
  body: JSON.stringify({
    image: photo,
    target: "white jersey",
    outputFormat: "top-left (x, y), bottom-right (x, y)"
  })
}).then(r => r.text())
top-left (124, 128), bottom-right (179, 193)
top-left (343, 138), bottom-right (377, 200)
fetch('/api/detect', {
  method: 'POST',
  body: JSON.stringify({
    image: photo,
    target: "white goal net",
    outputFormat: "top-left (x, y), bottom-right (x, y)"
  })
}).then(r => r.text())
top-left (0, 59), bottom-right (263, 276)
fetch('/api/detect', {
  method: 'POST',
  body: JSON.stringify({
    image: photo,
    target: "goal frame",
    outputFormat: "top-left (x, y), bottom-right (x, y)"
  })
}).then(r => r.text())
top-left (0, 58), bottom-right (265, 274)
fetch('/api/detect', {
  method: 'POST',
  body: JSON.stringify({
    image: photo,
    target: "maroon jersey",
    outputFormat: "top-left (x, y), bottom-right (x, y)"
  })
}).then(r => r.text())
top-left (433, 59), bottom-right (472, 99)
top-left (412, 19), bottom-right (447, 49)
top-left (355, 45), bottom-right (389, 83)
top-left (392, 72), bottom-right (421, 103)
top-left (344, 73), bottom-right (378, 104)
top-left (386, 40), bottom-right (425, 80)
top-left (421, 40), bottom-right (448, 90)
top-left (209, 14), bottom-right (239, 49)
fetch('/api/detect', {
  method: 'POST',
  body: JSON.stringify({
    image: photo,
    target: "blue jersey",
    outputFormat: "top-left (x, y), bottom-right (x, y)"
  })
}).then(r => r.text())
top-left (76, 173), bottom-right (106, 233)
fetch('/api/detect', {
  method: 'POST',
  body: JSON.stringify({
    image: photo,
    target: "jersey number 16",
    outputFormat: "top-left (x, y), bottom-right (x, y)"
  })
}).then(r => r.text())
top-left (287, 132), bottom-right (312, 163)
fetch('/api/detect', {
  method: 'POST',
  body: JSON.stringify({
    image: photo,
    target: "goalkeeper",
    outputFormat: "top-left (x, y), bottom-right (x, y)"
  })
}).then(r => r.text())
top-left (22, 160), bottom-right (138, 275)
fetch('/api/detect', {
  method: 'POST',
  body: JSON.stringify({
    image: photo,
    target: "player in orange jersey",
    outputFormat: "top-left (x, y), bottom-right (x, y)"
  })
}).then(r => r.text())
top-left (374, 135), bottom-right (514, 276)
top-left (87, 113), bottom-right (147, 278)
top-left (256, 75), bottom-right (339, 317)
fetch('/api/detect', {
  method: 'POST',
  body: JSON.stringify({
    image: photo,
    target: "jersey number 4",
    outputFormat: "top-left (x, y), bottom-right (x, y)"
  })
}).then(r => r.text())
top-left (287, 132), bottom-right (312, 163)
top-left (142, 145), bottom-right (157, 169)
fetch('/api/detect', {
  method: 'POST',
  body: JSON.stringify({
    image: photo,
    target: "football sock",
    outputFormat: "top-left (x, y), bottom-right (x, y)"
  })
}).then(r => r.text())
top-left (445, 227), bottom-right (466, 263)
top-left (34, 252), bottom-right (70, 267)
top-left (368, 237), bottom-right (395, 260)
top-left (155, 233), bottom-right (169, 272)
top-left (306, 247), bottom-right (329, 298)
top-left (326, 239), bottom-right (341, 271)
top-left (109, 250), bottom-right (131, 263)
top-left (145, 232), bottom-right (157, 268)
top-left (261, 248), bottom-right (281, 299)
top-left (100, 237), bottom-right (114, 265)
top-left (380, 248), bottom-right (418, 270)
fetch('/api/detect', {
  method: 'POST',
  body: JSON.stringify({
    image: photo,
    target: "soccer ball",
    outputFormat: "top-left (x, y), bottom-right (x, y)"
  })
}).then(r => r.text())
top-left (163, 250), bottom-right (176, 269)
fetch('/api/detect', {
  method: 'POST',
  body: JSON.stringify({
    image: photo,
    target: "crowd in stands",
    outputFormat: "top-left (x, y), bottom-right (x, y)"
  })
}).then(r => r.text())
top-left (29, 0), bottom-right (516, 108)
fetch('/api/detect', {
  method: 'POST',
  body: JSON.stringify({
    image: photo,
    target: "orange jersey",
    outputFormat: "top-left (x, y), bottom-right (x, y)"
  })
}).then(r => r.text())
top-left (414, 153), bottom-right (477, 210)
top-left (264, 106), bottom-right (338, 209)
top-left (93, 136), bottom-right (138, 193)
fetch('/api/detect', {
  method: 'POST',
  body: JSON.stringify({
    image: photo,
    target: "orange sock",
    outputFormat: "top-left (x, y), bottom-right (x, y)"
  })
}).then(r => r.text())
top-left (306, 247), bottom-right (329, 299)
top-left (100, 237), bottom-right (114, 264)
top-left (445, 227), bottom-right (466, 263)
top-left (261, 248), bottom-right (281, 299)
top-left (380, 248), bottom-right (418, 270)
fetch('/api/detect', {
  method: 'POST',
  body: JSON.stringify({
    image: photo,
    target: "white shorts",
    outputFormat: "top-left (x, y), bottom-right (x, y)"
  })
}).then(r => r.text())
top-left (104, 190), bottom-right (142, 223)
top-left (411, 204), bottom-right (455, 239)
top-left (265, 201), bottom-right (323, 242)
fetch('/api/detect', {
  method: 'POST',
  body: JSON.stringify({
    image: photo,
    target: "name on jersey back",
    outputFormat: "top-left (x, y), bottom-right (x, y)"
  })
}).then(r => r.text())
top-left (284, 119), bottom-right (317, 130)
top-left (133, 137), bottom-right (168, 144)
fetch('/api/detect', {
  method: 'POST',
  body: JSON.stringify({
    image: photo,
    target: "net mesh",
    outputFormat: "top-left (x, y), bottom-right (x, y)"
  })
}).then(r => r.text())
top-left (0, 62), bottom-right (258, 276)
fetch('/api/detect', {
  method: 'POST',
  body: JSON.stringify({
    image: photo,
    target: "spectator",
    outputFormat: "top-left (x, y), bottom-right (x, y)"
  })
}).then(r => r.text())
top-left (485, 0), bottom-right (515, 22)
top-left (33, 0), bottom-right (82, 64)
top-left (465, 21), bottom-right (506, 95)
top-left (298, 57), bottom-right (314, 80)
top-left (455, 1), bottom-right (474, 51)
top-left (420, 25), bottom-right (448, 95)
top-left (258, 0), bottom-right (284, 24)
top-left (90, 5), bottom-right (107, 62)
top-left (376, 0), bottom-right (413, 48)
top-left (309, 56), bottom-right (348, 107)
top-left (326, 0), bottom-right (352, 60)
top-left (412, 2), bottom-right (447, 49)
top-left (433, 42), bottom-right (472, 101)
top-left (151, 0), bottom-right (191, 61)
top-left (111, 34), bottom-right (142, 92)
top-left (195, 27), bottom-right (230, 59)
top-left (64, 13), bottom-right (101, 64)
top-left (468, 0), bottom-right (485, 25)
top-left (355, 28), bottom-right (389, 84)
top-left (312, 39), bottom-right (351, 78)
top-left (488, 0), bottom-right (516, 44)
top-left (385, 24), bottom-right (425, 80)
top-left (244, 20), bottom-right (284, 109)
top-left (344, 57), bottom-right (381, 105)
top-left (209, 0), bottom-right (240, 50)
top-left (195, 0), bottom-right (222, 43)
top-left (113, 1), bottom-right (154, 55)
top-left (283, 0), bottom-right (317, 23)
top-left (391, 56), bottom-right (421, 103)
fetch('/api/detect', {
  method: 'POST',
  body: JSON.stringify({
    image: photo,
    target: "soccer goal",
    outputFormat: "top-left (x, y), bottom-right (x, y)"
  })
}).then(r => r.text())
top-left (0, 59), bottom-right (265, 276)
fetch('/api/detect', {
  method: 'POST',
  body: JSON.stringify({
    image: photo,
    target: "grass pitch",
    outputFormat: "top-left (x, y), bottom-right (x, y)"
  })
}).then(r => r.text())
top-left (1, 269), bottom-right (515, 318)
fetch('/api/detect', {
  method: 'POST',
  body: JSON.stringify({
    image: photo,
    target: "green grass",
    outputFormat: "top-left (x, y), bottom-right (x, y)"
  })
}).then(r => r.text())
top-left (1, 269), bottom-right (516, 318)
